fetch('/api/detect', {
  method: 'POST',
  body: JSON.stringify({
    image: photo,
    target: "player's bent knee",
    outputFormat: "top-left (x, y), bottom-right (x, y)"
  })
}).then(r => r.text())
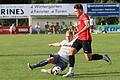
top-left (86, 58), bottom-right (92, 61)
top-left (84, 53), bottom-right (92, 61)
top-left (69, 47), bottom-right (77, 55)
top-left (47, 57), bottom-right (54, 63)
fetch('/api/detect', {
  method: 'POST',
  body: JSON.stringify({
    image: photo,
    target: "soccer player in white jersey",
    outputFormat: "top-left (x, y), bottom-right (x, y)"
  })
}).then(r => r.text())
top-left (27, 31), bottom-right (75, 75)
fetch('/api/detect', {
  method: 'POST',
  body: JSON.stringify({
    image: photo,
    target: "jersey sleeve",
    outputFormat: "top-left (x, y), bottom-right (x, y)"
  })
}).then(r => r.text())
top-left (59, 40), bottom-right (67, 46)
top-left (82, 14), bottom-right (89, 22)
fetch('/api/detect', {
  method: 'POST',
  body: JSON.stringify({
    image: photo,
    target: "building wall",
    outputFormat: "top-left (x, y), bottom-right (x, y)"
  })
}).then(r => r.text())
top-left (31, 16), bottom-right (77, 31)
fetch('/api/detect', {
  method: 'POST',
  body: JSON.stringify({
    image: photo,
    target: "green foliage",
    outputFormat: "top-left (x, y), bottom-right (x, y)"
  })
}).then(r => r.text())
top-left (106, 17), bottom-right (119, 25)
top-left (31, 0), bottom-right (62, 3)
top-left (0, 0), bottom-right (31, 4)
top-left (0, 19), bottom-right (16, 26)
top-left (94, 0), bottom-right (118, 3)
top-left (43, 0), bottom-right (62, 3)
top-left (0, 33), bottom-right (120, 80)
top-left (0, 0), bottom-right (119, 4)
top-left (96, 17), bottom-right (119, 25)
top-left (0, 19), bottom-right (28, 26)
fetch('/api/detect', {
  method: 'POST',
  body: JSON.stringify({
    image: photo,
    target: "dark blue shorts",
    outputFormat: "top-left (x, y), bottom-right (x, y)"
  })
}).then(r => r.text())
top-left (71, 39), bottom-right (92, 53)
top-left (52, 54), bottom-right (68, 71)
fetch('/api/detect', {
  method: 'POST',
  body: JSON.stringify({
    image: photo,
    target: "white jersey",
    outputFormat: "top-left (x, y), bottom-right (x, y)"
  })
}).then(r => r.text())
top-left (10, 25), bottom-right (16, 31)
top-left (90, 18), bottom-right (94, 26)
top-left (57, 38), bottom-right (76, 62)
top-left (35, 24), bottom-right (41, 29)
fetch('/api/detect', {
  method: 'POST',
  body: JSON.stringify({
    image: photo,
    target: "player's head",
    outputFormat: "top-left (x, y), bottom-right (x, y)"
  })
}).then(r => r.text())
top-left (66, 31), bottom-right (73, 42)
top-left (12, 23), bottom-right (15, 26)
top-left (74, 3), bottom-right (83, 16)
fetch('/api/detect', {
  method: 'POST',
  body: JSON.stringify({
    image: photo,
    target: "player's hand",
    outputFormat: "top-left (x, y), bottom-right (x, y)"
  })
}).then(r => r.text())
top-left (72, 21), bottom-right (78, 27)
top-left (74, 33), bottom-right (79, 38)
top-left (74, 31), bottom-right (81, 38)
top-left (48, 44), bottom-right (52, 46)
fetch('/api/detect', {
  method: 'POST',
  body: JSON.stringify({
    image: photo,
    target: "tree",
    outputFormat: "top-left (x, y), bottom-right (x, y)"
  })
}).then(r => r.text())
top-left (43, 0), bottom-right (62, 3)
top-left (0, 0), bottom-right (31, 4)
top-left (0, 0), bottom-right (119, 4)
top-left (31, 0), bottom-right (63, 3)
top-left (53, 0), bottom-right (91, 3)
top-left (94, 0), bottom-right (119, 3)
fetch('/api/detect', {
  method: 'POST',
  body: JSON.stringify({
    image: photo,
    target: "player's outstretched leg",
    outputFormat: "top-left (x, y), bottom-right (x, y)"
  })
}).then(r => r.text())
top-left (27, 60), bottom-right (48, 71)
top-left (103, 54), bottom-right (112, 64)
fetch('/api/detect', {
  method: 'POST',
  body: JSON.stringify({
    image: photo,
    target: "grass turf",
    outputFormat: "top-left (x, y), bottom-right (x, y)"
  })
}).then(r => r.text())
top-left (0, 33), bottom-right (120, 80)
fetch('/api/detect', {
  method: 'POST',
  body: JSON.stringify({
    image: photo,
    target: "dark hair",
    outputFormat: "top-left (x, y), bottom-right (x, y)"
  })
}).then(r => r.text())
top-left (74, 4), bottom-right (83, 11)
top-left (70, 31), bottom-right (73, 36)
top-left (66, 30), bottom-right (73, 36)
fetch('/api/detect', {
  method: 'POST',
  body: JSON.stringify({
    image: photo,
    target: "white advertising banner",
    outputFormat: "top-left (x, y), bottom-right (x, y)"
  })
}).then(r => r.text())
top-left (0, 4), bottom-right (30, 18)
top-left (30, 4), bottom-right (87, 16)
top-left (0, 4), bottom-right (87, 18)
top-left (30, 4), bottom-right (73, 15)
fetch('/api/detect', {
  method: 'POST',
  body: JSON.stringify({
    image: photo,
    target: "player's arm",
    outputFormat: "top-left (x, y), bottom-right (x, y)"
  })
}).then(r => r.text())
top-left (48, 42), bottom-right (61, 47)
top-left (75, 19), bottom-right (90, 37)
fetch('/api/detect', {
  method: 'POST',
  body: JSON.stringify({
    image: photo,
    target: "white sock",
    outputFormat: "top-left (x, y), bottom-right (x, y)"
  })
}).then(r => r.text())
top-left (69, 67), bottom-right (74, 73)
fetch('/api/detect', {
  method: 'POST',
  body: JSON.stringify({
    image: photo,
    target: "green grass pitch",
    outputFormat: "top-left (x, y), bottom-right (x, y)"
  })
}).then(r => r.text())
top-left (0, 33), bottom-right (120, 80)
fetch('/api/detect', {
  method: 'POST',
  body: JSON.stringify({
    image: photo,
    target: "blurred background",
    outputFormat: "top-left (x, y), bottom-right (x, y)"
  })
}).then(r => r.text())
top-left (0, 0), bottom-right (120, 34)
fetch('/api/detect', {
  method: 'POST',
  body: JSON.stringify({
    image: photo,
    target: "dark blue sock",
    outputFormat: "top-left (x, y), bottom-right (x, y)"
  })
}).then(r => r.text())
top-left (69, 55), bottom-right (75, 67)
top-left (91, 54), bottom-right (103, 60)
top-left (32, 60), bottom-right (48, 68)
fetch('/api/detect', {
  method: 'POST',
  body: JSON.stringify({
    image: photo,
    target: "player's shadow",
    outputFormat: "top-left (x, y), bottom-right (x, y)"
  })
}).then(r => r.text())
top-left (59, 72), bottom-right (120, 78)
top-left (73, 72), bottom-right (120, 78)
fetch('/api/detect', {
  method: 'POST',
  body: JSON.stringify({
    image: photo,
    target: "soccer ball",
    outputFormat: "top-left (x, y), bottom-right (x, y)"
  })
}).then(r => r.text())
top-left (51, 66), bottom-right (61, 75)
